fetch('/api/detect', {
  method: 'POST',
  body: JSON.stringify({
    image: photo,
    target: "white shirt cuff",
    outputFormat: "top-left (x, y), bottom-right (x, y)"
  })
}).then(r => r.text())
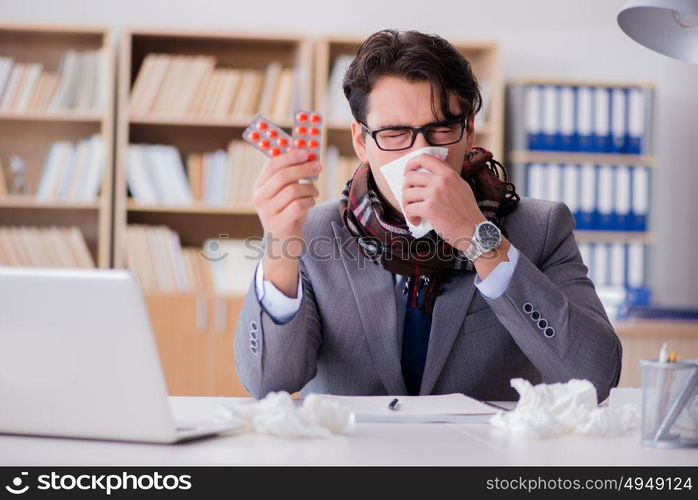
top-left (255, 259), bottom-right (303, 324)
top-left (473, 244), bottom-right (520, 299)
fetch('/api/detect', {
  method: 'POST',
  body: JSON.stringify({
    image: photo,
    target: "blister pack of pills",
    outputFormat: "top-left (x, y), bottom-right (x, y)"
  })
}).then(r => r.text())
top-left (291, 111), bottom-right (322, 162)
top-left (242, 111), bottom-right (323, 181)
top-left (242, 115), bottom-right (292, 158)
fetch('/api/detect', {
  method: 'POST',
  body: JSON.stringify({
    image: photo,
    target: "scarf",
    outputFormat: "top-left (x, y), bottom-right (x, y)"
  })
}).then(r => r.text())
top-left (339, 146), bottom-right (520, 316)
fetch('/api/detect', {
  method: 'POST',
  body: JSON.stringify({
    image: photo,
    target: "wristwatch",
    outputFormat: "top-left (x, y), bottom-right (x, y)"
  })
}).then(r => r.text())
top-left (463, 220), bottom-right (502, 261)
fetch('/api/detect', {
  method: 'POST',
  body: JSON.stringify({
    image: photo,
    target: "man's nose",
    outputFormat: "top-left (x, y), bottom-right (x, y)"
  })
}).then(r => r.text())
top-left (412, 130), bottom-right (430, 149)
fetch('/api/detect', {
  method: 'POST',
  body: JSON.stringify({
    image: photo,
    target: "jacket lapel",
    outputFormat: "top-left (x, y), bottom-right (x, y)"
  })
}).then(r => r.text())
top-left (331, 221), bottom-right (408, 395)
top-left (419, 269), bottom-right (478, 395)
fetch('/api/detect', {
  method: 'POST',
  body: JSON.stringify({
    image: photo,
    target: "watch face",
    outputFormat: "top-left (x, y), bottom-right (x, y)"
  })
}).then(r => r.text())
top-left (478, 222), bottom-right (501, 249)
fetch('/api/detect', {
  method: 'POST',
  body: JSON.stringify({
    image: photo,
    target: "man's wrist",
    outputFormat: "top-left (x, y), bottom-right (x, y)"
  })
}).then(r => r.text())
top-left (454, 216), bottom-right (488, 254)
top-left (473, 237), bottom-right (511, 280)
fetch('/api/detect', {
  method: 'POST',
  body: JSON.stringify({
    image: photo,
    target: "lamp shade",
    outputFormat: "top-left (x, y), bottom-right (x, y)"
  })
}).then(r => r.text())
top-left (618, 0), bottom-right (698, 63)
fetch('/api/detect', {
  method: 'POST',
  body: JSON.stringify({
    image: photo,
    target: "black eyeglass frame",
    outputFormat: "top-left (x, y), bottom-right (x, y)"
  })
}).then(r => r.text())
top-left (358, 115), bottom-right (469, 151)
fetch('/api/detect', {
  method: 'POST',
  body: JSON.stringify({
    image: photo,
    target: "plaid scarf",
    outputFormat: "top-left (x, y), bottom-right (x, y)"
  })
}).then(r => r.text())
top-left (339, 146), bottom-right (520, 316)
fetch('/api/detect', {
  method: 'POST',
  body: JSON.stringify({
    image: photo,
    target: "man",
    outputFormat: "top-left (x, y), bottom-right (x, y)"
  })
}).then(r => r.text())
top-left (234, 29), bottom-right (622, 402)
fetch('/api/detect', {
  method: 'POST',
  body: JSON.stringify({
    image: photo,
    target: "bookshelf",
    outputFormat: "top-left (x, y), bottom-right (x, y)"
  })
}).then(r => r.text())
top-left (0, 24), bottom-right (115, 267)
top-left (506, 78), bottom-right (656, 323)
top-left (113, 29), bottom-right (313, 396)
top-left (314, 36), bottom-right (504, 201)
top-left (113, 28), bottom-right (313, 269)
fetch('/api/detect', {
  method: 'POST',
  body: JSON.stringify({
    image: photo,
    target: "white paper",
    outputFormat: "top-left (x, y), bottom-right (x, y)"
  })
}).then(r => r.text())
top-left (326, 393), bottom-right (500, 423)
top-left (378, 146), bottom-right (449, 238)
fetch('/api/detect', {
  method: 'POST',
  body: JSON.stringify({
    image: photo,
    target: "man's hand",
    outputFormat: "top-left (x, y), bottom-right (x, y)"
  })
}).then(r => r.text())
top-left (401, 153), bottom-right (486, 251)
top-left (252, 149), bottom-right (322, 297)
top-left (401, 153), bottom-right (511, 278)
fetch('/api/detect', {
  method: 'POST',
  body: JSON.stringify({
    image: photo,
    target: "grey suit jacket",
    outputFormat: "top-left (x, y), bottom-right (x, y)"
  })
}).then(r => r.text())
top-left (234, 197), bottom-right (622, 402)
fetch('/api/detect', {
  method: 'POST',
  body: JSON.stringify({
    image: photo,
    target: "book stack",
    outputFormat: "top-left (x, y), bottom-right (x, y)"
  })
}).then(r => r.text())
top-left (324, 146), bottom-right (359, 199)
top-left (517, 163), bottom-right (649, 231)
top-left (0, 226), bottom-right (95, 267)
top-left (578, 241), bottom-right (651, 320)
top-left (186, 141), bottom-right (265, 205)
top-left (126, 144), bottom-right (193, 205)
top-left (125, 224), bottom-right (258, 295)
top-left (508, 83), bottom-right (653, 154)
top-left (0, 50), bottom-right (106, 113)
top-left (129, 54), bottom-right (296, 120)
top-left (35, 135), bottom-right (105, 203)
top-left (325, 55), bottom-right (354, 124)
top-left (127, 140), bottom-right (264, 206)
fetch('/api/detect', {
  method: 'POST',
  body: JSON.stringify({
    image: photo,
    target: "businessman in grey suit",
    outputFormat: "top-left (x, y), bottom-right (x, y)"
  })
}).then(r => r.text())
top-left (234, 29), bottom-right (622, 402)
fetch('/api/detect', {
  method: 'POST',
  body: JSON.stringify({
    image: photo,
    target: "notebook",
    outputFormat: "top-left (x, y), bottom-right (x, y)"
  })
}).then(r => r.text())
top-left (327, 393), bottom-right (507, 423)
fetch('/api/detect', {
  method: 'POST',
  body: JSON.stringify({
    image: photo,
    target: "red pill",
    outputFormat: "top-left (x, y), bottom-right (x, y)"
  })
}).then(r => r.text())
top-left (295, 126), bottom-right (307, 136)
top-left (309, 127), bottom-right (319, 136)
top-left (267, 129), bottom-right (278, 139)
top-left (256, 121), bottom-right (268, 131)
top-left (258, 139), bottom-right (270, 149)
top-left (277, 137), bottom-right (289, 147)
top-left (295, 112), bottom-right (308, 123)
top-left (308, 139), bottom-right (319, 149)
top-left (270, 147), bottom-right (281, 156)
top-left (308, 152), bottom-right (317, 161)
top-left (294, 138), bottom-right (306, 148)
top-left (248, 130), bottom-right (260, 141)
top-left (310, 113), bottom-right (321, 123)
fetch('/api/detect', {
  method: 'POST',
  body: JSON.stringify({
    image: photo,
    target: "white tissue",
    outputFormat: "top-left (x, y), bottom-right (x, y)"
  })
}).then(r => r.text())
top-left (378, 146), bottom-right (449, 238)
top-left (215, 391), bottom-right (355, 438)
top-left (489, 378), bottom-right (640, 438)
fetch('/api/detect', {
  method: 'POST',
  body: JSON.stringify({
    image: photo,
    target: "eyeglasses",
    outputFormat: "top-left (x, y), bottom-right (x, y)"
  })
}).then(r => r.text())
top-left (359, 115), bottom-right (468, 151)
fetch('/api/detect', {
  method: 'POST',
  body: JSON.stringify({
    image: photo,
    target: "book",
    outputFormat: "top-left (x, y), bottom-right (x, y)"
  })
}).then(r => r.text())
top-left (36, 135), bottom-right (104, 202)
top-left (325, 393), bottom-right (505, 423)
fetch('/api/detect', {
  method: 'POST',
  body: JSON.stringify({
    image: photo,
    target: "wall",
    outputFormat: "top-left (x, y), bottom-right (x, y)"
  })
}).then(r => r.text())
top-left (2, 0), bottom-right (697, 306)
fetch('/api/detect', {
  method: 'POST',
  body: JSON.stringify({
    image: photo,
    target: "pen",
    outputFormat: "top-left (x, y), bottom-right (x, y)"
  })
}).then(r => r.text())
top-left (388, 398), bottom-right (399, 411)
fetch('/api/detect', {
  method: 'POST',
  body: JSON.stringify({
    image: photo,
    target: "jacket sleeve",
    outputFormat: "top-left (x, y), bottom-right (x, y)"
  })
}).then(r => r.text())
top-left (234, 257), bottom-right (322, 399)
top-left (482, 201), bottom-right (623, 402)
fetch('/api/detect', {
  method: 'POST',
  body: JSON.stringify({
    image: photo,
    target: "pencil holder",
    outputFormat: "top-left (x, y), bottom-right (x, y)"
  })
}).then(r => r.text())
top-left (640, 359), bottom-right (698, 448)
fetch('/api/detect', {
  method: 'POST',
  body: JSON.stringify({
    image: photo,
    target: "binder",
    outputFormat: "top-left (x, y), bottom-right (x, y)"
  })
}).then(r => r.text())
top-left (614, 165), bottom-right (631, 230)
top-left (578, 163), bottom-right (596, 230)
top-left (524, 85), bottom-right (543, 150)
top-left (609, 242), bottom-right (625, 287)
top-left (541, 85), bottom-right (558, 150)
top-left (631, 165), bottom-right (649, 231)
top-left (597, 164), bottom-right (614, 230)
top-left (576, 86), bottom-right (593, 152)
top-left (592, 87), bottom-right (611, 152)
top-left (527, 163), bottom-right (546, 200)
top-left (611, 88), bottom-right (627, 153)
top-left (544, 162), bottom-right (562, 203)
top-left (562, 163), bottom-right (581, 226)
top-left (627, 87), bottom-right (645, 154)
top-left (559, 86), bottom-right (575, 151)
top-left (626, 242), bottom-right (645, 288)
top-left (592, 242), bottom-right (609, 286)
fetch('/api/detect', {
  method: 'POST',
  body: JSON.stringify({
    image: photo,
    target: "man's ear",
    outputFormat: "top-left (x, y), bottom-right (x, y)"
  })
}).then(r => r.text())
top-left (351, 121), bottom-right (368, 163)
top-left (465, 116), bottom-right (475, 149)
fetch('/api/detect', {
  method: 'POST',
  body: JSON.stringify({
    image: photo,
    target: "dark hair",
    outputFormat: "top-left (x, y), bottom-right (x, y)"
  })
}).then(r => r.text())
top-left (342, 29), bottom-right (482, 127)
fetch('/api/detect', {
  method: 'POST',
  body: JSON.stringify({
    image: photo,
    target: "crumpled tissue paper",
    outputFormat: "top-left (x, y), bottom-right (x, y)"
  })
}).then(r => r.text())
top-left (214, 391), bottom-right (355, 438)
top-left (489, 378), bottom-right (640, 438)
top-left (379, 146), bottom-right (449, 238)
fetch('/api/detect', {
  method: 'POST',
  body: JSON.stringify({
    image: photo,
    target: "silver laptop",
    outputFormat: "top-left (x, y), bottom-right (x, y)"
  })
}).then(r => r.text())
top-left (0, 266), bottom-right (241, 443)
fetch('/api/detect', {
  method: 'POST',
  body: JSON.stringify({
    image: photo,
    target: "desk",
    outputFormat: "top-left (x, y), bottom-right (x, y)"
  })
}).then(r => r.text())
top-left (1, 396), bottom-right (696, 466)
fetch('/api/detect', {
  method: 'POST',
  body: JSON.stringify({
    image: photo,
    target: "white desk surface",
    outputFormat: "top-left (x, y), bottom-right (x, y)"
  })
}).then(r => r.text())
top-left (1, 394), bottom-right (696, 466)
